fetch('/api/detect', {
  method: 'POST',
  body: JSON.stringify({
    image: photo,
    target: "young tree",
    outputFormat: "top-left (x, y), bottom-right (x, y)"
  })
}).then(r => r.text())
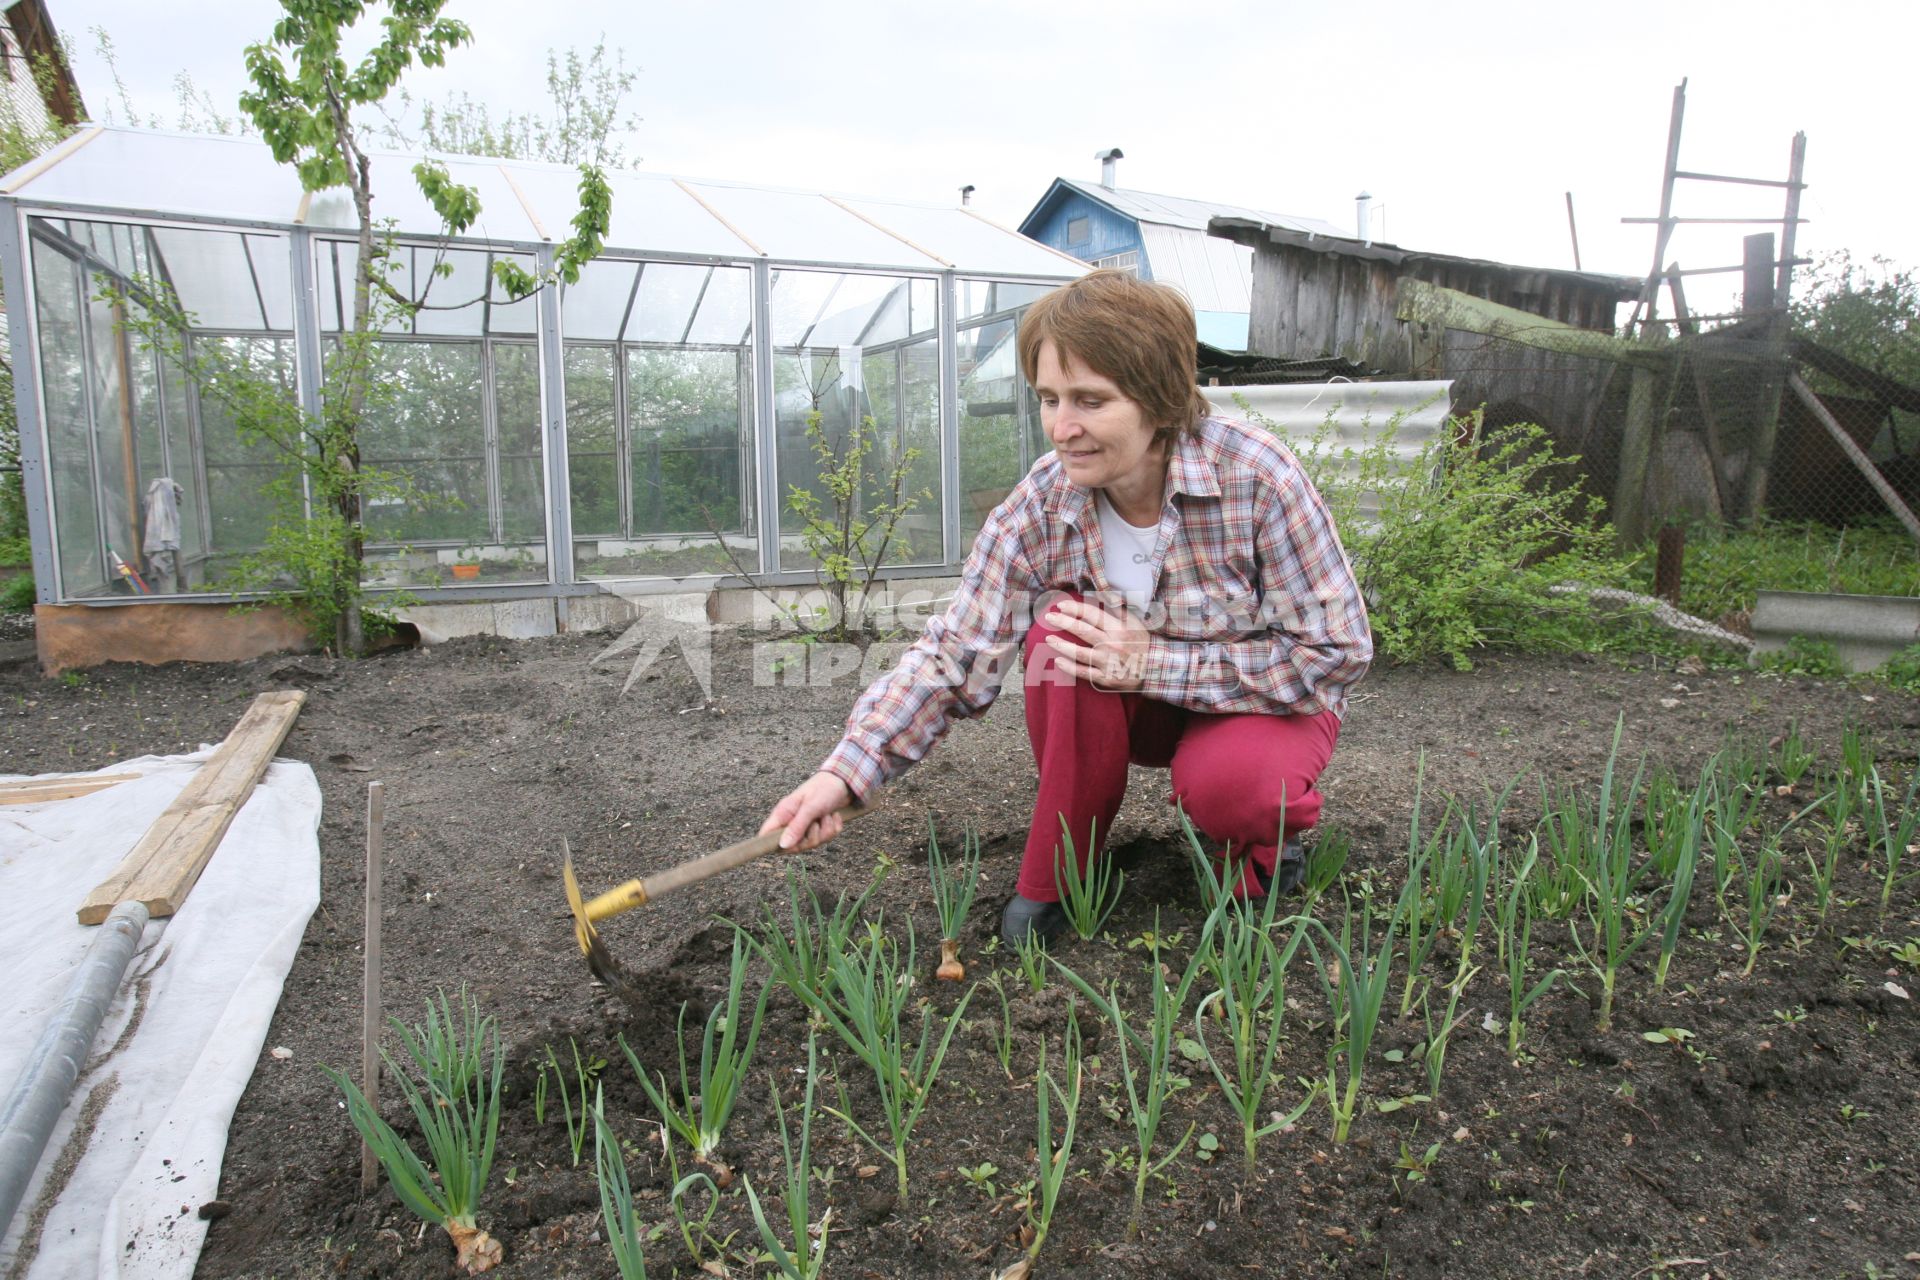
top-left (1791, 250), bottom-right (1920, 388)
top-left (237, 0), bottom-right (609, 655)
top-left (379, 36), bottom-right (641, 167)
top-left (0, 55), bottom-right (77, 553)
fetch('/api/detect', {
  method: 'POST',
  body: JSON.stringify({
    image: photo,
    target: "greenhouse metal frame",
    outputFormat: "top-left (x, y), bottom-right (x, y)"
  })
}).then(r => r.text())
top-left (1, 126), bottom-right (1081, 608)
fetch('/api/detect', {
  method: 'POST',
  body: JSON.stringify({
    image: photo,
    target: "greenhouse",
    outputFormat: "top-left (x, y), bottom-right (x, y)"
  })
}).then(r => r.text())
top-left (0, 126), bottom-right (1081, 608)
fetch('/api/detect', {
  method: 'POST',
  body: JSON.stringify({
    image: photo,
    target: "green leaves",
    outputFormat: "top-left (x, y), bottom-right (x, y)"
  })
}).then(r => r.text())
top-left (557, 165), bottom-right (613, 285)
top-left (1053, 815), bottom-right (1124, 940)
top-left (810, 920), bottom-right (974, 1199)
top-left (927, 820), bottom-right (983, 941)
top-left (1026, 1021), bottom-right (1084, 1261)
top-left (744, 1033), bottom-right (830, 1280)
top-left (784, 406), bottom-right (932, 640)
top-left (625, 929), bottom-right (770, 1162)
top-left (413, 159), bottom-right (481, 234)
top-left (1053, 914), bottom-right (1212, 1233)
top-left (1277, 407), bottom-right (1625, 669)
top-left (322, 989), bottom-right (503, 1240)
top-left (592, 1090), bottom-right (651, 1280)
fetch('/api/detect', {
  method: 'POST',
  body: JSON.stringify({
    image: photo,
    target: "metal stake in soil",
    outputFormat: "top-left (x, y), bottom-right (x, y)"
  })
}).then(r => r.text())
top-left (360, 781), bottom-right (383, 1195)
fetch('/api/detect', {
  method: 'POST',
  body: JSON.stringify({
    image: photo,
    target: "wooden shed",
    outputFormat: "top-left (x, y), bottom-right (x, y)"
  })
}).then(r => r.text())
top-left (1210, 216), bottom-right (1640, 434)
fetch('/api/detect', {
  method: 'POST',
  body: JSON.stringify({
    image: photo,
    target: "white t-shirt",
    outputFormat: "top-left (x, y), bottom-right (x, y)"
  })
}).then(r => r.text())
top-left (1095, 490), bottom-right (1160, 607)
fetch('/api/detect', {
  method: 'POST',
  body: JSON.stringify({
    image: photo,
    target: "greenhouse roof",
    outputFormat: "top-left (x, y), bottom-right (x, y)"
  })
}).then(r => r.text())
top-left (0, 125), bottom-right (1085, 279)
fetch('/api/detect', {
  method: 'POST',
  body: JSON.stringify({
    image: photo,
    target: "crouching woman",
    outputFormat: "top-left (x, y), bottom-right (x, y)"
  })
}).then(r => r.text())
top-left (758, 269), bottom-right (1372, 944)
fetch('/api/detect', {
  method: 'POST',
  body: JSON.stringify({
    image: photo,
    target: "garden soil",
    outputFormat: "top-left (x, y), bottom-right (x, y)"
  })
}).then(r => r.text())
top-left (1, 627), bottom-right (1916, 1280)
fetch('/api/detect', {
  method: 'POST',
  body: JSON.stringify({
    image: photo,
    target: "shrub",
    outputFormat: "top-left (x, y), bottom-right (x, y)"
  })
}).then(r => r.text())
top-left (1, 571), bottom-right (32, 613)
top-left (1279, 406), bottom-right (1627, 669)
top-left (1878, 643), bottom-right (1920, 694)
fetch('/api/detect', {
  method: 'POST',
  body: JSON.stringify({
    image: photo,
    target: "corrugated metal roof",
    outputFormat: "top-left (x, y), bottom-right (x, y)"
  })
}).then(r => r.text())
top-left (1210, 215), bottom-right (1640, 295)
top-left (1, 126), bottom-right (1082, 278)
top-left (1057, 178), bottom-right (1346, 239)
top-left (1205, 379), bottom-right (1454, 527)
top-left (1137, 223), bottom-right (1254, 311)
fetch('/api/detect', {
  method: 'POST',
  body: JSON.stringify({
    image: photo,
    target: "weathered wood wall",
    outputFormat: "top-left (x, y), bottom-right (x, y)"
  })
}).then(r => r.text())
top-left (1247, 243), bottom-right (1626, 440)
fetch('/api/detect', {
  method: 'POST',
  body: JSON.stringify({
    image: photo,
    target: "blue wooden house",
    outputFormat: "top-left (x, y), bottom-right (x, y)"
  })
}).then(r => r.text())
top-left (1018, 152), bottom-right (1343, 350)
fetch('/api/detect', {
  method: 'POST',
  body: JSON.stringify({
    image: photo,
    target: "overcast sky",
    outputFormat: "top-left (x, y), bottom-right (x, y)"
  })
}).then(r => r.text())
top-left (52, 0), bottom-right (1915, 315)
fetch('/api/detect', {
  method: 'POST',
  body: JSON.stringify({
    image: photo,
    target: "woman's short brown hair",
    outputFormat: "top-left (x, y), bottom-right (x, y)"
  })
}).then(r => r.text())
top-left (1017, 269), bottom-right (1210, 444)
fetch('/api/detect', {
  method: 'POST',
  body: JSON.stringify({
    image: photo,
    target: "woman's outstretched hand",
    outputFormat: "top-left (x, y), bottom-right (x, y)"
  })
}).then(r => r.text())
top-left (758, 770), bottom-right (854, 851)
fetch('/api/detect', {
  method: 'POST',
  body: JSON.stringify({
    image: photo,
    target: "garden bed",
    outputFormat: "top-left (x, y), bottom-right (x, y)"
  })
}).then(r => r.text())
top-left (1, 629), bottom-right (1915, 1279)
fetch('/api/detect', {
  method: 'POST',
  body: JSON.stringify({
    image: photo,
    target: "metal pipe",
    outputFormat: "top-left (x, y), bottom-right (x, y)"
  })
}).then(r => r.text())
top-left (0, 900), bottom-right (149, 1246)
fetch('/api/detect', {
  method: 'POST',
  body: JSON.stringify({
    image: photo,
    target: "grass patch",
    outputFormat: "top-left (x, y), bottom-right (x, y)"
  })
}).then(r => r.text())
top-left (1633, 519), bottom-right (1920, 622)
top-left (1, 572), bottom-right (33, 613)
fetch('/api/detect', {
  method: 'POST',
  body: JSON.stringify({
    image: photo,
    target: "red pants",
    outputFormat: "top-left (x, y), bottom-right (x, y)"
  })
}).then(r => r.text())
top-left (1017, 605), bottom-right (1341, 902)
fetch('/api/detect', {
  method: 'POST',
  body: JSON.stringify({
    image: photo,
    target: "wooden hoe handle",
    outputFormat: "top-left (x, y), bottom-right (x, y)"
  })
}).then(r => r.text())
top-left (579, 804), bottom-right (870, 925)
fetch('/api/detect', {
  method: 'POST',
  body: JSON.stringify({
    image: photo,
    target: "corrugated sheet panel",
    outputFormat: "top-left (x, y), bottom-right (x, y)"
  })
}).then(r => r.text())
top-left (2, 127), bottom-right (1080, 278)
top-left (1061, 179), bottom-right (1345, 238)
top-left (1138, 223), bottom-right (1255, 311)
top-left (1205, 380), bottom-right (1454, 526)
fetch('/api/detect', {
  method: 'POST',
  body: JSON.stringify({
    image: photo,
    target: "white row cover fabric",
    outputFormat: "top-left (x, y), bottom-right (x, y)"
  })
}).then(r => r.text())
top-left (0, 751), bottom-right (321, 1279)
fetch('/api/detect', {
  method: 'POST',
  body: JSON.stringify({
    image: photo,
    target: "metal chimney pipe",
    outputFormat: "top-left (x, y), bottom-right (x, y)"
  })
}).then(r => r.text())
top-left (1355, 191), bottom-right (1373, 245)
top-left (959, 184), bottom-right (975, 207)
top-left (1095, 147), bottom-right (1124, 189)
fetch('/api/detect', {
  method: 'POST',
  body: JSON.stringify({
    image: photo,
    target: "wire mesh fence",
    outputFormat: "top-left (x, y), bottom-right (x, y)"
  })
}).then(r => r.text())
top-left (1436, 328), bottom-right (1920, 555)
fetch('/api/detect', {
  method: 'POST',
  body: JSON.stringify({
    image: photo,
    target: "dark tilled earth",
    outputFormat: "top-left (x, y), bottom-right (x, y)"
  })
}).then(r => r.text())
top-left (2, 626), bottom-right (1917, 1280)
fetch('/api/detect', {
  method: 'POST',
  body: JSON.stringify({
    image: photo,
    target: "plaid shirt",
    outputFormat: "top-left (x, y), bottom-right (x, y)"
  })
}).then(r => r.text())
top-left (821, 413), bottom-right (1372, 800)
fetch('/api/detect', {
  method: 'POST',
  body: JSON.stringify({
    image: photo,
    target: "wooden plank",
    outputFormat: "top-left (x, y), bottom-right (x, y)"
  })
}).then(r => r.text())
top-left (77, 691), bottom-right (306, 925)
top-left (1613, 366), bottom-right (1659, 546)
top-left (1397, 278), bottom-right (1669, 370)
top-left (1788, 373), bottom-right (1920, 546)
top-left (0, 772), bottom-right (142, 806)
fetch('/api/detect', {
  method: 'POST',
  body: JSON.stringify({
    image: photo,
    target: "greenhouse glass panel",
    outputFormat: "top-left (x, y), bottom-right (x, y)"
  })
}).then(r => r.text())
top-left (302, 238), bottom-right (548, 586)
top-left (957, 279), bottom-right (1045, 550)
top-left (149, 227), bottom-right (292, 332)
top-left (353, 341), bottom-right (489, 586)
top-left (685, 182), bottom-right (944, 269)
top-left (773, 268), bottom-right (943, 573)
top-left (30, 212), bottom-right (305, 600)
top-left (565, 344), bottom-right (620, 542)
top-left (679, 266), bottom-right (752, 346)
top-left (488, 279), bottom-right (539, 337)
top-left (359, 334), bottom-right (551, 587)
top-left (315, 241), bottom-right (537, 337)
top-left (627, 347), bottom-right (749, 556)
top-left (196, 336), bottom-right (297, 567)
top-left (493, 342), bottom-right (547, 546)
top-left (849, 340), bottom-right (940, 566)
top-left (625, 263), bottom-right (723, 344)
top-left (159, 351), bottom-right (208, 578)
top-left (957, 278), bottom-right (1053, 323)
top-left (33, 235), bottom-right (102, 597)
top-left (85, 288), bottom-right (134, 582)
top-left (410, 246), bottom-right (490, 337)
top-left (562, 260), bottom-right (638, 342)
top-left (570, 261), bottom-right (754, 581)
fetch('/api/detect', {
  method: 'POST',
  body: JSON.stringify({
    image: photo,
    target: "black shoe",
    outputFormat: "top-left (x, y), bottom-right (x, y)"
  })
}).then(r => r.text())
top-left (1271, 839), bottom-right (1307, 896)
top-left (1002, 894), bottom-right (1067, 948)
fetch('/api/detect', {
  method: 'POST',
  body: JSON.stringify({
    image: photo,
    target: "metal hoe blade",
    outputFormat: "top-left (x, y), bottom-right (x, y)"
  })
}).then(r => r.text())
top-left (561, 838), bottom-right (643, 998)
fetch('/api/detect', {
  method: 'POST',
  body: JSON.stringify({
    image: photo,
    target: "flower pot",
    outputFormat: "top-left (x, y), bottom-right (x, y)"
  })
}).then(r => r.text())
top-left (450, 563), bottom-right (481, 581)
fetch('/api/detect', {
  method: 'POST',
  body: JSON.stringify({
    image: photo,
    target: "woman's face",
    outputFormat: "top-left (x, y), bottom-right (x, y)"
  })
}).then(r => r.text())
top-left (1034, 340), bottom-right (1162, 496)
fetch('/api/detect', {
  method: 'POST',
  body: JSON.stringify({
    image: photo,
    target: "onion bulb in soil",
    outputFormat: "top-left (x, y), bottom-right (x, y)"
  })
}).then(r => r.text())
top-left (448, 1222), bottom-right (502, 1273)
top-left (937, 937), bottom-right (965, 981)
